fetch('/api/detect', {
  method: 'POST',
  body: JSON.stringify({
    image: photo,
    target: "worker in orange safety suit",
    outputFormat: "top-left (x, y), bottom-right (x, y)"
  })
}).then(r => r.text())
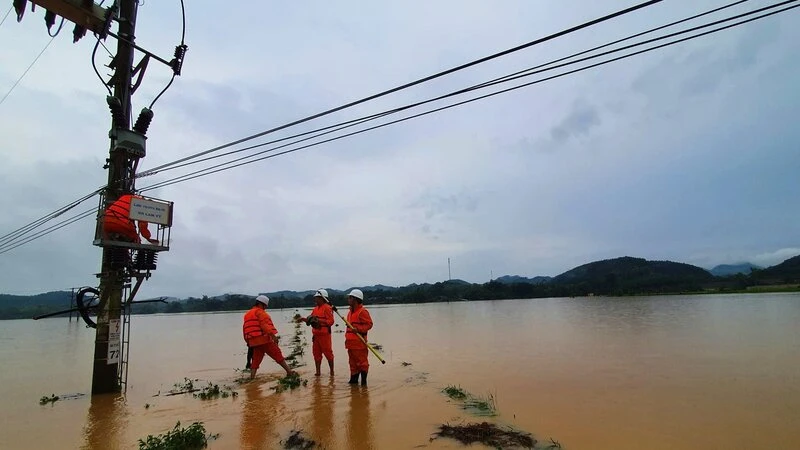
top-left (343, 289), bottom-right (373, 386)
top-left (102, 194), bottom-right (159, 244)
top-left (296, 289), bottom-right (335, 377)
top-left (243, 295), bottom-right (295, 380)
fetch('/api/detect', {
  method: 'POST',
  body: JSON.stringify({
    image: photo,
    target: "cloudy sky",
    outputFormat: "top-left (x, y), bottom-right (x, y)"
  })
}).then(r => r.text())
top-left (0, 0), bottom-right (798, 297)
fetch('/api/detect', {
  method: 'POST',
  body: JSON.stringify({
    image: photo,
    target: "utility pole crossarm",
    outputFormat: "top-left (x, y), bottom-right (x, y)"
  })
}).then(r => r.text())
top-left (23, 0), bottom-right (111, 37)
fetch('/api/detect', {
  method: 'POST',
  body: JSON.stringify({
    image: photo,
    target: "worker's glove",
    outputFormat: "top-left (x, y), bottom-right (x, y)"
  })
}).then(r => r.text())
top-left (331, 305), bottom-right (338, 312)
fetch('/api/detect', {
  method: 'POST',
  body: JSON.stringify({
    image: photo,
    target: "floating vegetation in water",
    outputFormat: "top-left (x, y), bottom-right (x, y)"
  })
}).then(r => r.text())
top-left (369, 342), bottom-right (383, 351)
top-left (138, 421), bottom-right (218, 450)
top-left (442, 385), bottom-right (468, 400)
top-left (39, 394), bottom-right (59, 405)
top-left (233, 368), bottom-right (252, 384)
top-left (286, 346), bottom-right (305, 360)
top-left (401, 361), bottom-right (412, 366)
top-left (433, 422), bottom-right (535, 449)
top-left (145, 403), bottom-right (151, 409)
top-left (193, 382), bottom-right (239, 400)
top-left (441, 386), bottom-right (498, 416)
top-left (546, 437), bottom-right (563, 449)
top-left (166, 378), bottom-right (201, 396)
top-left (282, 429), bottom-right (317, 449)
top-left (273, 372), bottom-right (308, 393)
top-left (293, 313), bottom-right (303, 321)
top-left (464, 392), bottom-right (498, 416)
top-left (287, 358), bottom-right (305, 369)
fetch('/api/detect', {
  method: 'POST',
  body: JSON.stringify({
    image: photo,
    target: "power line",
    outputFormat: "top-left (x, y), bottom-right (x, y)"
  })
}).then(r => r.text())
top-left (148, 0), bottom-right (186, 108)
top-left (138, 0), bottom-right (758, 180)
top-left (91, 35), bottom-right (113, 96)
top-left (47, 17), bottom-right (66, 38)
top-left (0, 6), bottom-right (12, 28)
top-left (139, 0), bottom-right (664, 175)
top-left (0, 36), bottom-right (56, 107)
top-left (4, 1), bottom-right (795, 253)
top-left (140, 1), bottom-right (798, 192)
top-left (0, 190), bottom-right (100, 246)
top-left (0, 208), bottom-right (97, 255)
top-left (0, 0), bottom-right (666, 253)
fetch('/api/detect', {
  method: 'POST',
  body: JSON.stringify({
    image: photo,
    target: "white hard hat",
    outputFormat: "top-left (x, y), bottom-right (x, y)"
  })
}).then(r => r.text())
top-left (255, 295), bottom-right (270, 306)
top-left (348, 289), bottom-right (364, 301)
top-left (314, 289), bottom-right (329, 300)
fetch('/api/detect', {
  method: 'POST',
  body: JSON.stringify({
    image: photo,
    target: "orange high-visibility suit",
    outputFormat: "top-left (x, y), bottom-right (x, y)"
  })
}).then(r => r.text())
top-left (102, 194), bottom-right (154, 243)
top-left (309, 303), bottom-right (335, 364)
top-left (345, 304), bottom-right (373, 376)
top-left (243, 306), bottom-right (285, 370)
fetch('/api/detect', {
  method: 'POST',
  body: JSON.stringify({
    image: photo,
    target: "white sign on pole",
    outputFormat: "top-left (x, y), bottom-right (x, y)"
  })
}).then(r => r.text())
top-left (129, 197), bottom-right (172, 226)
top-left (107, 319), bottom-right (121, 365)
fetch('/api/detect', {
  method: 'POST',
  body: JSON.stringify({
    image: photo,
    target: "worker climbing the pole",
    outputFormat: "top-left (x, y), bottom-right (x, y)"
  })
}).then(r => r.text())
top-left (102, 193), bottom-right (159, 244)
top-left (296, 289), bottom-right (335, 376)
top-left (344, 289), bottom-right (373, 386)
top-left (243, 295), bottom-right (296, 380)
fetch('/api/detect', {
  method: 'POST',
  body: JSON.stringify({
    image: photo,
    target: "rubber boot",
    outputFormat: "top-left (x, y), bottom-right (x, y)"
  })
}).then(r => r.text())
top-left (348, 374), bottom-right (359, 384)
top-left (360, 371), bottom-right (367, 386)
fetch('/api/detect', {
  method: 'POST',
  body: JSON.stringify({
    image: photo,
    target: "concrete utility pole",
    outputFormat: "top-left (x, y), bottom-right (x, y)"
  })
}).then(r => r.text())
top-left (92, 0), bottom-right (138, 395)
top-left (16, 0), bottom-right (182, 395)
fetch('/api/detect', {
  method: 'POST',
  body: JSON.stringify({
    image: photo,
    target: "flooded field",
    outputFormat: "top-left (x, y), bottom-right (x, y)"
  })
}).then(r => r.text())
top-left (1, 293), bottom-right (799, 449)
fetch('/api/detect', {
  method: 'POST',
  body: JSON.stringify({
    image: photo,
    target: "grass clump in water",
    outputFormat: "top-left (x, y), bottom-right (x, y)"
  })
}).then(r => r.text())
top-left (401, 361), bottom-right (412, 366)
top-left (433, 422), bottom-right (535, 449)
top-left (193, 382), bottom-right (239, 400)
top-left (464, 392), bottom-right (498, 416)
top-left (442, 385), bottom-right (468, 400)
top-left (39, 394), bottom-right (59, 405)
top-left (138, 421), bottom-right (218, 450)
top-left (282, 429), bottom-right (317, 449)
top-left (442, 385), bottom-right (498, 416)
top-left (166, 377), bottom-right (201, 395)
top-left (273, 372), bottom-right (308, 393)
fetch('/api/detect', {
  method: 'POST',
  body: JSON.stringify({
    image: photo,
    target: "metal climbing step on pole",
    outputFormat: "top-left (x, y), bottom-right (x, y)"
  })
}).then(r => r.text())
top-left (117, 283), bottom-right (133, 391)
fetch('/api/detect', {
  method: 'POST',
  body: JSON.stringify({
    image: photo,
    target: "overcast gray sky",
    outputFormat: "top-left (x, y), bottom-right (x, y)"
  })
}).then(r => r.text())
top-left (0, 1), bottom-right (798, 297)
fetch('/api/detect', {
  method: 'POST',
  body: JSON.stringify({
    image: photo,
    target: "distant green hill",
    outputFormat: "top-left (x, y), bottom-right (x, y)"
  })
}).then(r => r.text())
top-left (4, 254), bottom-right (799, 319)
top-left (0, 291), bottom-right (72, 308)
top-left (709, 263), bottom-right (761, 277)
top-left (495, 275), bottom-right (552, 285)
top-left (552, 256), bottom-right (714, 295)
top-left (0, 291), bottom-right (73, 320)
top-left (751, 255), bottom-right (800, 284)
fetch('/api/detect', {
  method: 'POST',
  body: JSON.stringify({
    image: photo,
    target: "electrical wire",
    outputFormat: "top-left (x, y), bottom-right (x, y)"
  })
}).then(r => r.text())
top-left (0, 36), bottom-right (56, 107)
top-left (0, 0), bottom-right (664, 254)
top-left (2, 0), bottom-right (792, 253)
top-left (139, 1), bottom-right (799, 193)
top-left (0, 190), bottom-right (101, 246)
top-left (137, 0), bottom-right (758, 179)
top-left (148, 0), bottom-right (185, 109)
top-left (139, 0), bottom-right (664, 175)
top-left (0, 208), bottom-right (97, 255)
top-left (47, 17), bottom-right (65, 38)
top-left (92, 36), bottom-right (113, 96)
top-left (0, 6), bottom-right (13, 28)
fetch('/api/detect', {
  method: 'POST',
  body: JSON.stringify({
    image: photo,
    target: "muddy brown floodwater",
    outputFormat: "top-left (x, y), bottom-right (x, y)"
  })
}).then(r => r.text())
top-left (1, 293), bottom-right (799, 449)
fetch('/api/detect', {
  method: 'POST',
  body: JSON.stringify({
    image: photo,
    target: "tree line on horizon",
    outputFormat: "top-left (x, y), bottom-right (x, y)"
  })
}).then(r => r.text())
top-left (1, 255), bottom-right (798, 320)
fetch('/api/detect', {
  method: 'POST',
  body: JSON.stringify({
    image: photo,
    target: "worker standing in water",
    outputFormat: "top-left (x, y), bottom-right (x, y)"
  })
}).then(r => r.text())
top-left (102, 193), bottom-right (159, 244)
top-left (344, 289), bottom-right (373, 386)
top-left (297, 289), bottom-right (335, 376)
top-left (243, 295), bottom-right (295, 379)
